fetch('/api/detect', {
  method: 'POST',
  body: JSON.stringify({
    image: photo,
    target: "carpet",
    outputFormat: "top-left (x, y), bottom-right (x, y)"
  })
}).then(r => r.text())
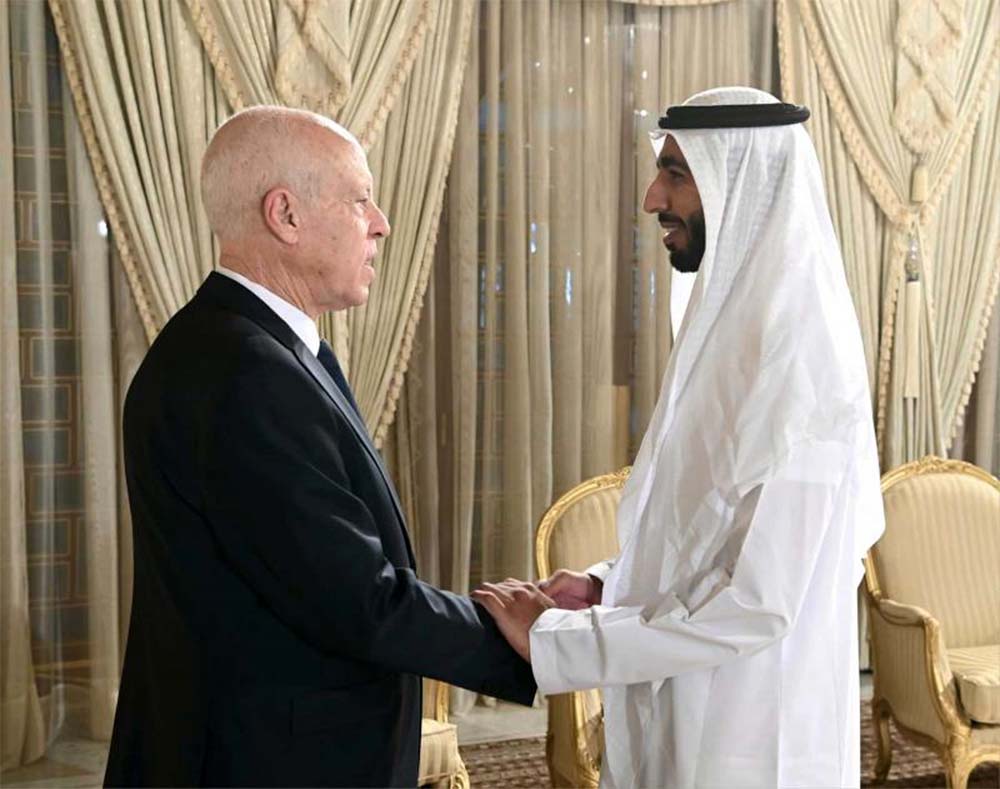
top-left (460, 705), bottom-right (999, 788)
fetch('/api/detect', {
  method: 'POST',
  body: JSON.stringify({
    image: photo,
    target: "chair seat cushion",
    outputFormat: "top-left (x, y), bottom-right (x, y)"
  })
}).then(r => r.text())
top-left (418, 717), bottom-right (462, 785)
top-left (948, 645), bottom-right (1000, 724)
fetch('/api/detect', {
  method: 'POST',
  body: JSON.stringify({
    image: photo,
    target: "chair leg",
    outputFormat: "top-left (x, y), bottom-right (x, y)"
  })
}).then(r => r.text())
top-left (944, 739), bottom-right (971, 789)
top-left (450, 757), bottom-right (470, 789)
top-left (872, 700), bottom-right (892, 784)
top-left (425, 757), bottom-right (469, 789)
top-left (945, 763), bottom-right (970, 789)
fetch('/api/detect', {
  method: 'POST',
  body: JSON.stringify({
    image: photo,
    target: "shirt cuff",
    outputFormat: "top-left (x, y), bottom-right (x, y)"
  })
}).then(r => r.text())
top-left (529, 607), bottom-right (566, 695)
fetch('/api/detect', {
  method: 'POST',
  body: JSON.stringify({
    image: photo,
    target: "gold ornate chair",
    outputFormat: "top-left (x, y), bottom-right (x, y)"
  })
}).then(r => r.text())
top-left (419, 679), bottom-right (469, 788)
top-left (864, 456), bottom-right (1000, 789)
top-left (535, 468), bottom-right (629, 788)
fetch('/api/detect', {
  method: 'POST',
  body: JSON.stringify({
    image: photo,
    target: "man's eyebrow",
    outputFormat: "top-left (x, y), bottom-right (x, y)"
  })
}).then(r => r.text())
top-left (658, 155), bottom-right (690, 173)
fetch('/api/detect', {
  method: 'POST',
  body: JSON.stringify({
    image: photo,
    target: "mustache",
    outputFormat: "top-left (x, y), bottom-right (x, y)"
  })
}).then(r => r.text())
top-left (658, 212), bottom-right (685, 226)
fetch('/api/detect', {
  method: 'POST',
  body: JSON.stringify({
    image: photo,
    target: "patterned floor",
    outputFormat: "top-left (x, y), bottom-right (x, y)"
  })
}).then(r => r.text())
top-left (3, 705), bottom-right (996, 787)
top-left (461, 705), bottom-right (1000, 788)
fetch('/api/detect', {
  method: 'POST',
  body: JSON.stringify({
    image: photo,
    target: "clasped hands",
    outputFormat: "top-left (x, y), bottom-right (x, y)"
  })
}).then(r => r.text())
top-left (472, 570), bottom-right (603, 661)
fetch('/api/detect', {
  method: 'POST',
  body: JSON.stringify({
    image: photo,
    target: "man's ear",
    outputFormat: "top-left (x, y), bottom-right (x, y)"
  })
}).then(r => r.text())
top-left (261, 187), bottom-right (300, 244)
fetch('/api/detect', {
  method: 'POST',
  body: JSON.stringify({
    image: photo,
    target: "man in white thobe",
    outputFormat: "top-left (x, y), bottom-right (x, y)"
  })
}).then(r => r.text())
top-left (474, 87), bottom-right (885, 788)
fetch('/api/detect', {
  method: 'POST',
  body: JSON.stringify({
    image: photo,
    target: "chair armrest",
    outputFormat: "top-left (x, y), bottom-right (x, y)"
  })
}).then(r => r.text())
top-left (866, 595), bottom-right (967, 743)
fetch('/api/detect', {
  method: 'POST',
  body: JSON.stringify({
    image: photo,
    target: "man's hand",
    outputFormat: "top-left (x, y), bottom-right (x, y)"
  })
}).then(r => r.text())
top-left (472, 579), bottom-right (554, 661)
top-left (537, 569), bottom-right (603, 610)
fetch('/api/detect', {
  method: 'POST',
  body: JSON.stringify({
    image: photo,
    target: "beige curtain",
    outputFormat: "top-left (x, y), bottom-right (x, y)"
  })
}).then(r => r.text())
top-left (388, 0), bottom-right (776, 610)
top-left (47, 0), bottom-right (230, 342)
top-left (951, 300), bottom-right (1000, 476)
top-left (68, 86), bottom-right (129, 743)
top-left (418, 0), bottom-right (630, 592)
top-left (347, 0), bottom-right (476, 446)
top-left (381, 5), bottom-right (485, 593)
top-left (972, 305), bottom-right (1000, 474)
top-left (51, 0), bottom-right (473, 447)
top-left (1, 0), bottom-right (45, 771)
top-left (611, 0), bottom-right (732, 5)
top-left (185, 0), bottom-right (431, 149)
top-left (777, 0), bottom-right (1000, 468)
top-left (1, 0), bottom-right (145, 770)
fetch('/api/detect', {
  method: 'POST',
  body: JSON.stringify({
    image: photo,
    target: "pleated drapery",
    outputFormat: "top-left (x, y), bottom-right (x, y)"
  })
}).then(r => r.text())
top-left (47, 0), bottom-right (229, 342)
top-left (778, 0), bottom-right (1000, 467)
top-left (2, 0), bottom-right (145, 769)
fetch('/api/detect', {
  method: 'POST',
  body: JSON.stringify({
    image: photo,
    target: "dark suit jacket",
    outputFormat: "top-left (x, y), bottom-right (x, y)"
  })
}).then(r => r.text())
top-left (104, 272), bottom-right (535, 788)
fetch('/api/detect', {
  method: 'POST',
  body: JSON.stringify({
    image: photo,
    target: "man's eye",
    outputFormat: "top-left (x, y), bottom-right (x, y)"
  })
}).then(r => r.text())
top-left (669, 169), bottom-right (686, 180)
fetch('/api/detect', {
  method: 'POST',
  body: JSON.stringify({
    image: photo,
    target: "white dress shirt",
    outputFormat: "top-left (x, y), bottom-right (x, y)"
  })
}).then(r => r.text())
top-left (216, 266), bottom-right (320, 357)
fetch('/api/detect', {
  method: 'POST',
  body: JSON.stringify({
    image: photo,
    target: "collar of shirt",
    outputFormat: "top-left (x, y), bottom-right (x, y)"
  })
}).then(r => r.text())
top-left (216, 266), bottom-right (320, 357)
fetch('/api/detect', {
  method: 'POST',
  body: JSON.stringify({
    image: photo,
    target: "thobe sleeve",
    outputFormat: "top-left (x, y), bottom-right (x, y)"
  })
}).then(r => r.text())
top-left (584, 559), bottom-right (616, 583)
top-left (529, 438), bottom-right (848, 694)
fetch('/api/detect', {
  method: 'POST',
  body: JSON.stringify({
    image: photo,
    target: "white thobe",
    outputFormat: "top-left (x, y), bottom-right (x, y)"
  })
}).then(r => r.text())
top-left (528, 87), bottom-right (884, 789)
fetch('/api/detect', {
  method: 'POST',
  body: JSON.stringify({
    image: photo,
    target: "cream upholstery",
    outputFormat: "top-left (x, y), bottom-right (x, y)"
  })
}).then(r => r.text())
top-left (418, 719), bottom-right (463, 787)
top-left (972, 724), bottom-right (1000, 746)
top-left (865, 456), bottom-right (1000, 789)
top-left (949, 646), bottom-right (1000, 725)
top-left (535, 468), bottom-right (629, 789)
top-left (418, 679), bottom-right (468, 789)
top-left (867, 598), bottom-right (953, 743)
top-left (545, 491), bottom-right (621, 582)
top-left (878, 472), bottom-right (1000, 648)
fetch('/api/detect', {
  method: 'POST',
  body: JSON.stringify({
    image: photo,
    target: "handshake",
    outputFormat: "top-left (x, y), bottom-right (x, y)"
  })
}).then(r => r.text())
top-left (471, 569), bottom-right (603, 662)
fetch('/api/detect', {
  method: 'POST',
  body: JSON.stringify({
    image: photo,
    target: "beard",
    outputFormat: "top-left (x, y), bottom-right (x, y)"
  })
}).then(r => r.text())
top-left (668, 209), bottom-right (706, 273)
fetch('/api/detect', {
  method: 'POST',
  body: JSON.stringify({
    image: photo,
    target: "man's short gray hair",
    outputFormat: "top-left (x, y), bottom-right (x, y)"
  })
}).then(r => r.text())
top-left (200, 106), bottom-right (354, 241)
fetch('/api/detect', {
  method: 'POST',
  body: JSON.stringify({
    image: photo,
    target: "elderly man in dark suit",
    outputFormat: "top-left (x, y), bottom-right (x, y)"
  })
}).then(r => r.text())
top-left (104, 106), bottom-right (549, 788)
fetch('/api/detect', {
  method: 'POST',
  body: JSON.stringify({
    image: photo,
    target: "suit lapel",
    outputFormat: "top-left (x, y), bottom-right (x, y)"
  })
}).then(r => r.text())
top-left (293, 345), bottom-right (415, 567)
top-left (197, 272), bottom-right (416, 568)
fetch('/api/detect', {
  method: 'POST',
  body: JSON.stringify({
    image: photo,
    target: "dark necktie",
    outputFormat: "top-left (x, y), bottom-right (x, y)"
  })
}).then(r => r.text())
top-left (317, 340), bottom-right (361, 417)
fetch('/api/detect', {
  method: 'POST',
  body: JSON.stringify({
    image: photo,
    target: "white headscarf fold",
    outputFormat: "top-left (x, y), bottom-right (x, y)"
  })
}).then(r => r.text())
top-left (606, 87), bottom-right (882, 608)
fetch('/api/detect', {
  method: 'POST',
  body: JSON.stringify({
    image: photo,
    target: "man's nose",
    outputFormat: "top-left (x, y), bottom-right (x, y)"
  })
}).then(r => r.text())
top-left (642, 176), bottom-right (667, 215)
top-left (371, 204), bottom-right (390, 238)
